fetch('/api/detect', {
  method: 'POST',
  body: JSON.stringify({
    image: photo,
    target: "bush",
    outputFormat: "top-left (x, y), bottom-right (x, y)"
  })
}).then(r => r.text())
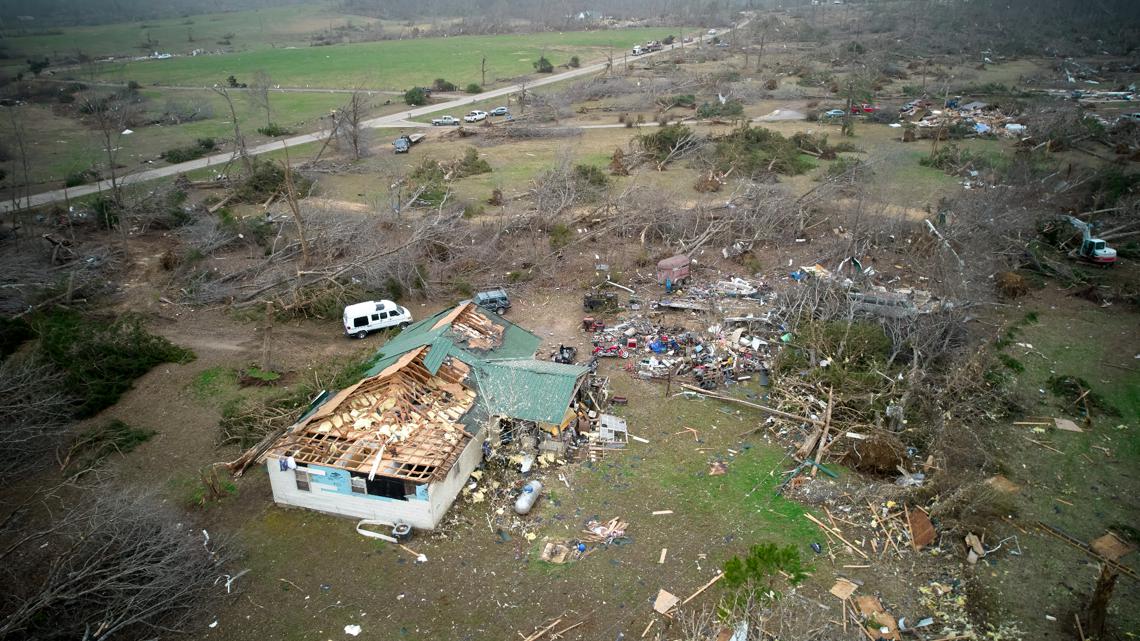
top-left (32, 310), bottom-right (195, 417)
top-left (636, 123), bottom-right (694, 162)
top-left (456, 147), bottom-right (492, 177)
top-left (432, 78), bottom-right (457, 92)
top-left (549, 222), bottom-right (572, 250)
top-left (711, 125), bottom-right (814, 176)
top-left (462, 202), bottom-right (484, 218)
top-left (697, 99), bottom-right (744, 119)
top-left (720, 543), bottom-right (809, 616)
top-left (569, 55), bottom-right (580, 68)
top-left (659, 93), bottom-right (696, 109)
top-left (404, 86), bottom-right (428, 106)
top-left (161, 137), bottom-right (216, 163)
top-left (827, 156), bottom-right (865, 178)
top-left (465, 82), bottom-right (482, 94)
top-left (573, 163), bottom-right (608, 187)
top-left (233, 158), bottom-right (310, 203)
top-left (533, 56), bottom-right (554, 73)
top-left (256, 122), bottom-right (293, 137)
top-left (64, 168), bottom-right (98, 188)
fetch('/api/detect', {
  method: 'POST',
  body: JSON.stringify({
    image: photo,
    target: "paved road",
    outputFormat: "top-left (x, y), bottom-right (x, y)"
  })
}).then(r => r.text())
top-left (3, 25), bottom-right (741, 213)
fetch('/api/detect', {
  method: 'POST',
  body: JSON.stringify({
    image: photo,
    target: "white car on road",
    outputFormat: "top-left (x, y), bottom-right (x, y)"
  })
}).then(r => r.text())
top-left (464, 110), bottom-right (488, 123)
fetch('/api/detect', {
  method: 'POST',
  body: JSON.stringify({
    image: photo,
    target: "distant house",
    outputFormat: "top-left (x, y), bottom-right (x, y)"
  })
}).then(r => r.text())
top-left (263, 302), bottom-right (589, 530)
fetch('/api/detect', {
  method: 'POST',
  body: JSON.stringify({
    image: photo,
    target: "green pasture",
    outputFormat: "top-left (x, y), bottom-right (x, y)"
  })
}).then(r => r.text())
top-left (78, 27), bottom-right (688, 90)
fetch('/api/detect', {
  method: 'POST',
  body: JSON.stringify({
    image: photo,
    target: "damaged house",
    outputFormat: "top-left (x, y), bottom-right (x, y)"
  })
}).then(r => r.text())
top-left (263, 302), bottom-right (589, 530)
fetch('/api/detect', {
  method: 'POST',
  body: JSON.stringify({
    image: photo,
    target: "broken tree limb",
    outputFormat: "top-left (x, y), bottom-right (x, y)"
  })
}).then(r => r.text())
top-left (678, 572), bottom-right (724, 607)
top-left (522, 618), bottom-right (563, 641)
top-left (550, 621), bottom-right (584, 639)
top-left (811, 387), bottom-right (834, 477)
top-left (924, 218), bottom-right (964, 268)
top-left (681, 384), bottom-right (824, 427)
top-left (806, 513), bottom-right (869, 559)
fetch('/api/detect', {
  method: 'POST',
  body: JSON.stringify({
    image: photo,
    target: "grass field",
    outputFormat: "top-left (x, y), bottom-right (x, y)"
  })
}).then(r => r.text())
top-left (2, 88), bottom-right (398, 190)
top-left (1, 4), bottom-right (383, 63)
top-left (77, 27), bottom-right (688, 90)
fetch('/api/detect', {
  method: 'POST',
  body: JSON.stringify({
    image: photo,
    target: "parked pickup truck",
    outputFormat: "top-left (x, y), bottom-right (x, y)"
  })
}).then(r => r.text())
top-left (392, 133), bottom-right (425, 153)
top-left (464, 110), bottom-right (488, 123)
top-left (431, 115), bottom-right (460, 126)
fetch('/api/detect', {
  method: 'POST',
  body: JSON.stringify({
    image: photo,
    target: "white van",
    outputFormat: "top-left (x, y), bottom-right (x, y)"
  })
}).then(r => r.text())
top-left (342, 300), bottom-right (413, 338)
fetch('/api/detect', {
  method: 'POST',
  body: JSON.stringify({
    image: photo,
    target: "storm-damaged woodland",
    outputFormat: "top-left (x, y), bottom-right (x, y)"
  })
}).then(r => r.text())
top-left (1, 1), bottom-right (1138, 640)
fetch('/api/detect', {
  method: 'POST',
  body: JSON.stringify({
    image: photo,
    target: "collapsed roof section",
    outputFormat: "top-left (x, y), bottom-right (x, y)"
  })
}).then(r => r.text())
top-left (268, 347), bottom-right (476, 482)
top-left (266, 301), bottom-right (589, 482)
top-left (367, 301), bottom-right (543, 375)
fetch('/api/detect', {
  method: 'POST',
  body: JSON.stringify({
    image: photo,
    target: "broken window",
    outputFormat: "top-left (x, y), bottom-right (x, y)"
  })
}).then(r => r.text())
top-left (364, 475), bottom-right (409, 501)
top-left (350, 475), bottom-right (367, 495)
top-left (295, 468), bottom-right (311, 491)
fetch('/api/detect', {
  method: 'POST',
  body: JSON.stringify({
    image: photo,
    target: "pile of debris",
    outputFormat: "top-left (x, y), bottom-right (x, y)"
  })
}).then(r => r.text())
top-left (909, 101), bottom-right (1028, 139)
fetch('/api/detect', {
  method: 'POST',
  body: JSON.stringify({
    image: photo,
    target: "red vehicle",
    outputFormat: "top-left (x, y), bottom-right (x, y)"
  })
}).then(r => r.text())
top-left (592, 344), bottom-right (630, 359)
top-left (850, 103), bottom-right (878, 114)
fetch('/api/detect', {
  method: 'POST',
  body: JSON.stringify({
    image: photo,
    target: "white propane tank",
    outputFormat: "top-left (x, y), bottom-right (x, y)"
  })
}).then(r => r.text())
top-left (514, 481), bottom-right (543, 515)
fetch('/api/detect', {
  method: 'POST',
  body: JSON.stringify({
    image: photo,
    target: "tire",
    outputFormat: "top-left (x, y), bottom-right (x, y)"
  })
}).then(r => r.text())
top-left (496, 307), bottom-right (507, 315)
top-left (399, 321), bottom-right (410, 329)
top-left (353, 330), bottom-right (368, 339)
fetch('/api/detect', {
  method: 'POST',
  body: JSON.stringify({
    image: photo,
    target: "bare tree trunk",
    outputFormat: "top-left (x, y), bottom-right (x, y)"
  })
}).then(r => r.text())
top-left (281, 145), bottom-right (310, 268)
top-left (1086, 565), bottom-right (1118, 638)
top-left (5, 106), bottom-right (32, 239)
top-left (213, 87), bottom-right (252, 175)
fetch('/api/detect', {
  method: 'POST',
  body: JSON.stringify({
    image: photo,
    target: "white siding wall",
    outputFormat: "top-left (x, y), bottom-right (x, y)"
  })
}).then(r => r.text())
top-left (266, 426), bottom-right (485, 531)
top-left (429, 427), bottom-right (486, 523)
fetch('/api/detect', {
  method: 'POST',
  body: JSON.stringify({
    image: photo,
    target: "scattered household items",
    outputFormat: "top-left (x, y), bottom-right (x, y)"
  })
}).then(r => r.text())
top-left (593, 414), bottom-right (629, 448)
top-left (583, 291), bottom-right (620, 313)
top-left (582, 517), bottom-right (628, 544)
top-left (342, 300), bottom-right (413, 338)
top-left (514, 481), bottom-right (543, 515)
top-left (473, 287), bottom-right (512, 314)
top-left (551, 344), bottom-right (577, 364)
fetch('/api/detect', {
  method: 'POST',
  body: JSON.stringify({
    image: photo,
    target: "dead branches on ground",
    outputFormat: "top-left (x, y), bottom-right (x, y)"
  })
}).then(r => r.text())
top-left (0, 490), bottom-right (233, 641)
top-left (0, 355), bottom-right (76, 479)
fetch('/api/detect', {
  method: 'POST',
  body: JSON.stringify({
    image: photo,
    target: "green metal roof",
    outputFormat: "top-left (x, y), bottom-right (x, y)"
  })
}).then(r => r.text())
top-left (355, 302), bottom-right (580, 425)
top-left (470, 359), bottom-right (587, 425)
top-left (422, 336), bottom-right (451, 375)
top-left (366, 302), bottom-right (541, 377)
